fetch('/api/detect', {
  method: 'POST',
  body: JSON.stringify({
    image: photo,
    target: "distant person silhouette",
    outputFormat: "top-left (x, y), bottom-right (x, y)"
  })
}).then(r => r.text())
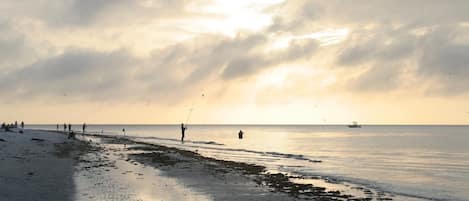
top-left (56, 124), bottom-right (59, 131)
top-left (122, 128), bottom-right (126, 136)
top-left (68, 124), bottom-right (71, 133)
top-left (238, 130), bottom-right (244, 139)
top-left (181, 123), bottom-right (186, 142)
top-left (82, 123), bottom-right (86, 134)
top-left (63, 123), bottom-right (67, 132)
top-left (21, 121), bottom-right (24, 129)
top-left (14, 121), bottom-right (18, 128)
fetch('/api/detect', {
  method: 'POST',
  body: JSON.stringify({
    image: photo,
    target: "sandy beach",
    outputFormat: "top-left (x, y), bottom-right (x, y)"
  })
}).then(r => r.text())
top-left (0, 129), bottom-right (94, 201)
top-left (1, 129), bottom-right (401, 201)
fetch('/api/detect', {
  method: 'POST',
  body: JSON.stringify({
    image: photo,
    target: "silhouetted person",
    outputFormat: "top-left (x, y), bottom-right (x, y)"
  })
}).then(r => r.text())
top-left (14, 121), bottom-right (18, 128)
top-left (63, 123), bottom-right (67, 132)
top-left (21, 121), bottom-right (24, 129)
top-left (122, 128), bottom-right (126, 136)
top-left (56, 124), bottom-right (59, 131)
top-left (238, 130), bottom-right (244, 139)
top-left (82, 123), bottom-right (86, 134)
top-left (181, 123), bottom-right (186, 142)
top-left (68, 124), bottom-right (71, 133)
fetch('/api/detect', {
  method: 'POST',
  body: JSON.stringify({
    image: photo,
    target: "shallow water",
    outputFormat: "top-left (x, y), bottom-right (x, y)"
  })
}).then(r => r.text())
top-left (32, 125), bottom-right (469, 201)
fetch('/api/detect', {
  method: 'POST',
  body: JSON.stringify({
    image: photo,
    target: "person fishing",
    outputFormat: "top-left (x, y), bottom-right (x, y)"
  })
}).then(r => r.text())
top-left (180, 93), bottom-right (204, 143)
top-left (181, 123), bottom-right (186, 143)
top-left (238, 130), bottom-right (244, 139)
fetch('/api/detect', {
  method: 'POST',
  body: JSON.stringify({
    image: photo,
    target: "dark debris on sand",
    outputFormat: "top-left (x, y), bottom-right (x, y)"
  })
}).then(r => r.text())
top-left (126, 143), bottom-right (374, 201)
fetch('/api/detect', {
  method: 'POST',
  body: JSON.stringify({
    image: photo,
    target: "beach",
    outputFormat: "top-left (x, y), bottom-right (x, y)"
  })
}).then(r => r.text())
top-left (0, 128), bottom-right (399, 201)
top-left (0, 129), bottom-right (94, 200)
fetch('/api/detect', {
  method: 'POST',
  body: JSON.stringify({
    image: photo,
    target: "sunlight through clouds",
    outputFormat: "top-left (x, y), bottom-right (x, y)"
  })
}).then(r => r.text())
top-left (271, 28), bottom-right (350, 49)
top-left (195, 0), bottom-right (285, 35)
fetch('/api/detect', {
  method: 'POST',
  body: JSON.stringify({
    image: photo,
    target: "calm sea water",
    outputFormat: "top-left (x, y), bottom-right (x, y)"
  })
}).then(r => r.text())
top-left (30, 125), bottom-right (469, 200)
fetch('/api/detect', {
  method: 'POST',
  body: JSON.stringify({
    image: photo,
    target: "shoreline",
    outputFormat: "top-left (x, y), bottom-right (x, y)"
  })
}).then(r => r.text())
top-left (2, 129), bottom-right (425, 201)
top-left (80, 132), bottom-right (396, 200)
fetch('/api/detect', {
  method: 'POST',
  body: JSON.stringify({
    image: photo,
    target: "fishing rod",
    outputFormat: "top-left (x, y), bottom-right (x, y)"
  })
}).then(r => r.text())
top-left (184, 93), bottom-right (205, 126)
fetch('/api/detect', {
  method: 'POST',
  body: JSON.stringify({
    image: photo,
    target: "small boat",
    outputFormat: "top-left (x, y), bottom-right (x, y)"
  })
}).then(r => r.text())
top-left (348, 121), bottom-right (361, 128)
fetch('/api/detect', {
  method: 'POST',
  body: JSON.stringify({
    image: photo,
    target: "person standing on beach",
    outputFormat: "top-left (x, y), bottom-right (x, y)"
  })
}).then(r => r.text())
top-left (63, 123), bottom-right (67, 132)
top-left (56, 124), bottom-right (59, 131)
top-left (68, 124), bottom-right (71, 133)
top-left (181, 123), bottom-right (186, 142)
top-left (21, 121), bottom-right (24, 129)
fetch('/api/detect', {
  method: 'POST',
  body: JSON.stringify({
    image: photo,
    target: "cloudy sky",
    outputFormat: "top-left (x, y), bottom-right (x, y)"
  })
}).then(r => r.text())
top-left (1, 0), bottom-right (469, 124)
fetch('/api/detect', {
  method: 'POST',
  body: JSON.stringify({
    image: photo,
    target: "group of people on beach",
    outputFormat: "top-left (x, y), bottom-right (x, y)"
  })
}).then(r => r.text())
top-left (56, 123), bottom-right (88, 139)
top-left (1, 121), bottom-right (24, 132)
top-left (56, 123), bottom-right (87, 132)
top-left (1, 121), bottom-right (246, 142)
top-left (180, 123), bottom-right (245, 143)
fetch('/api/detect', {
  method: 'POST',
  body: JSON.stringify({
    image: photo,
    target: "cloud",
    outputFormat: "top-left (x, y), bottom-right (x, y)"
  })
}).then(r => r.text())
top-left (144, 32), bottom-right (319, 82)
top-left (349, 64), bottom-right (402, 92)
top-left (417, 26), bottom-right (469, 94)
top-left (268, 1), bottom-right (322, 33)
top-left (0, 22), bottom-right (38, 70)
top-left (273, 0), bottom-right (468, 94)
top-left (0, 0), bottom-right (211, 28)
top-left (338, 24), bottom-right (469, 94)
top-left (270, 0), bottom-right (469, 29)
top-left (2, 0), bottom-right (469, 106)
top-left (0, 49), bottom-right (138, 100)
top-left (222, 55), bottom-right (268, 79)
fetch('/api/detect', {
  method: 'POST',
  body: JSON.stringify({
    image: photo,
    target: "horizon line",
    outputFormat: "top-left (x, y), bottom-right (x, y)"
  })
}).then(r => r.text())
top-left (25, 123), bottom-right (469, 126)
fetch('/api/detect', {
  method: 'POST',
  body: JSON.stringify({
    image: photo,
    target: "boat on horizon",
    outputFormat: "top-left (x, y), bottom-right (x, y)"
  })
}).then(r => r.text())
top-left (348, 121), bottom-right (361, 128)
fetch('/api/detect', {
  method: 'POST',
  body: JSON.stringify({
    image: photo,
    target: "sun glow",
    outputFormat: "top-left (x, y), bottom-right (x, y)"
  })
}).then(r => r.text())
top-left (194, 0), bottom-right (285, 36)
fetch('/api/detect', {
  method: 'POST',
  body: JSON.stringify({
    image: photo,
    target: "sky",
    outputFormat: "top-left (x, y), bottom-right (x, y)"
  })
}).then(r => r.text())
top-left (1, 0), bottom-right (469, 124)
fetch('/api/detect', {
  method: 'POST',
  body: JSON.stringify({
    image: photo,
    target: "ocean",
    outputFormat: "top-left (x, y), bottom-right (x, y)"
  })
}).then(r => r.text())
top-left (30, 124), bottom-right (469, 200)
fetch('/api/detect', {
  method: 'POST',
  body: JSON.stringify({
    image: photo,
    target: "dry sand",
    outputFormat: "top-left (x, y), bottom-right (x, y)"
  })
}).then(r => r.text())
top-left (0, 129), bottom-right (92, 201)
